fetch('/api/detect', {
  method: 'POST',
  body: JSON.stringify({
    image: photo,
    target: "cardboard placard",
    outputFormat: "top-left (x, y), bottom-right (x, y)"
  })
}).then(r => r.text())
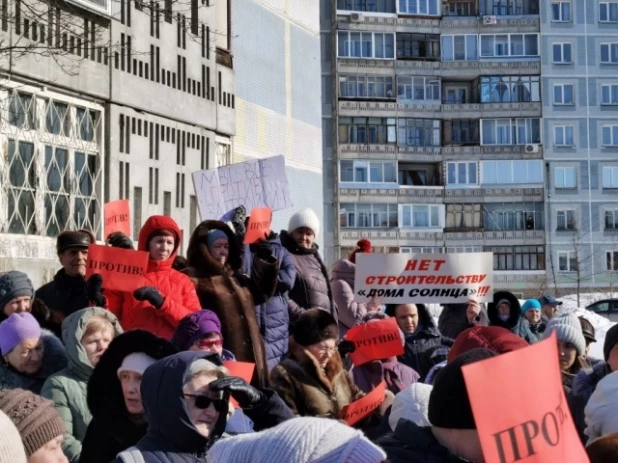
top-left (85, 244), bottom-right (149, 292)
top-left (223, 361), bottom-right (256, 408)
top-left (354, 252), bottom-right (494, 304)
top-left (340, 381), bottom-right (386, 426)
top-left (462, 334), bottom-right (589, 463)
top-left (345, 318), bottom-right (404, 367)
top-left (104, 200), bottom-right (131, 239)
top-left (244, 207), bottom-right (272, 244)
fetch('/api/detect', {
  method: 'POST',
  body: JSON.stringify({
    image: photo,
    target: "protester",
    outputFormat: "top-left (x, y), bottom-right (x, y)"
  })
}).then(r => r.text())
top-left (539, 294), bottom-right (562, 322)
top-left (184, 220), bottom-right (278, 387)
top-left (331, 239), bottom-right (381, 337)
top-left (0, 388), bottom-right (68, 463)
top-left (111, 351), bottom-right (293, 462)
top-left (172, 310), bottom-right (236, 360)
top-left (579, 316), bottom-right (598, 361)
top-left (585, 371), bottom-right (618, 444)
top-left (206, 417), bottom-right (387, 463)
top-left (79, 330), bottom-right (178, 463)
top-left (448, 325), bottom-right (529, 362)
top-left (586, 433), bottom-right (618, 462)
top-left (0, 409), bottom-right (28, 463)
top-left (377, 348), bottom-right (497, 462)
top-left (417, 345), bottom-right (449, 385)
top-left (388, 383), bottom-right (433, 432)
top-left (0, 271), bottom-right (34, 321)
top-left (521, 299), bottom-right (545, 342)
top-left (41, 308), bottom-right (122, 461)
top-left (35, 230), bottom-right (96, 336)
top-left (385, 303), bottom-right (453, 374)
top-left (487, 290), bottom-right (537, 344)
top-left (0, 313), bottom-right (67, 393)
top-left (101, 216), bottom-right (201, 339)
top-left (280, 208), bottom-right (337, 325)
top-left (438, 300), bottom-right (488, 340)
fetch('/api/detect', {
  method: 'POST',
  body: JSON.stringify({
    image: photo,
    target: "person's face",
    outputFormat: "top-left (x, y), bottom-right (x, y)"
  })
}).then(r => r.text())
top-left (2, 296), bottom-right (31, 317)
top-left (558, 341), bottom-right (577, 372)
top-left (608, 344), bottom-right (618, 371)
top-left (189, 333), bottom-right (224, 357)
top-left (306, 338), bottom-right (337, 368)
top-left (119, 370), bottom-right (144, 415)
top-left (497, 303), bottom-right (511, 317)
top-left (209, 239), bottom-right (229, 265)
top-left (183, 373), bottom-right (223, 438)
top-left (542, 304), bottom-right (558, 319)
top-left (524, 309), bottom-right (541, 324)
top-left (148, 234), bottom-right (175, 261)
top-left (4, 337), bottom-right (43, 375)
top-left (28, 435), bottom-right (67, 463)
top-left (80, 328), bottom-right (114, 367)
top-left (59, 248), bottom-right (88, 277)
top-left (395, 304), bottom-right (419, 334)
top-left (291, 227), bottom-right (315, 249)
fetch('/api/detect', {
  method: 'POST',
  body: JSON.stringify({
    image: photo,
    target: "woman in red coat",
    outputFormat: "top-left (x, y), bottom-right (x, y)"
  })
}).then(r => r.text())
top-left (104, 216), bottom-right (201, 338)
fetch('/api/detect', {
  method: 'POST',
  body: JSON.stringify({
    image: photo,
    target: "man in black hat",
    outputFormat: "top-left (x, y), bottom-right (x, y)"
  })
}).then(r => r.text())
top-left (539, 295), bottom-right (563, 323)
top-left (579, 316), bottom-right (598, 361)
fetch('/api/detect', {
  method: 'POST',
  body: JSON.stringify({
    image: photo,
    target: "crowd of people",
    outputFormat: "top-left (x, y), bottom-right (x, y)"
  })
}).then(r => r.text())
top-left (0, 205), bottom-right (616, 462)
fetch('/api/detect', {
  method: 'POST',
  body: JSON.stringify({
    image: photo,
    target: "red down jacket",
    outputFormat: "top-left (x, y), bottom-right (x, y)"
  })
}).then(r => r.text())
top-left (106, 216), bottom-right (201, 339)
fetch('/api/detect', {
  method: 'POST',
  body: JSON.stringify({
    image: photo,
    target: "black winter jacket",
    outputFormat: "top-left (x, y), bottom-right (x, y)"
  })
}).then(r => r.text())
top-left (438, 303), bottom-right (489, 340)
top-left (487, 291), bottom-right (537, 344)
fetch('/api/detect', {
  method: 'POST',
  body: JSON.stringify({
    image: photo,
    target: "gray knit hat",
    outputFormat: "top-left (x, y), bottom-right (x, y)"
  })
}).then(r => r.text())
top-left (543, 312), bottom-right (586, 357)
top-left (0, 410), bottom-right (27, 463)
top-left (206, 417), bottom-right (387, 463)
top-left (0, 271), bottom-right (34, 312)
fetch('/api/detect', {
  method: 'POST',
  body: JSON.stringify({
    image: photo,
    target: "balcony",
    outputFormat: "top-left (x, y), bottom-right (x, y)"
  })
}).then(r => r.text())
top-left (338, 58), bottom-right (395, 73)
top-left (338, 144), bottom-right (442, 162)
top-left (337, 185), bottom-right (445, 203)
top-left (396, 17), bottom-right (441, 34)
top-left (445, 229), bottom-right (545, 245)
top-left (339, 229), bottom-right (444, 247)
top-left (442, 144), bottom-right (543, 160)
top-left (336, 15), bottom-right (398, 32)
top-left (338, 101), bottom-right (397, 117)
top-left (398, 186), bottom-right (444, 203)
top-left (441, 101), bottom-right (542, 119)
top-left (443, 187), bottom-right (544, 203)
top-left (440, 61), bottom-right (541, 78)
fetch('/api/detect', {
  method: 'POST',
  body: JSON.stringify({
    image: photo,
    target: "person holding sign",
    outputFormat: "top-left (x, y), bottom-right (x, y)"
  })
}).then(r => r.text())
top-left (487, 290), bottom-right (537, 345)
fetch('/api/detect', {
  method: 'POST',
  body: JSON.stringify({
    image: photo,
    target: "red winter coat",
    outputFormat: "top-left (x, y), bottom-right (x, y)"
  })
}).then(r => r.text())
top-left (106, 216), bottom-right (201, 339)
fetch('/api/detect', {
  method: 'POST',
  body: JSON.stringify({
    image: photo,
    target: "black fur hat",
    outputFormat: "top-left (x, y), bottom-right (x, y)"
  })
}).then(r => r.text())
top-left (293, 309), bottom-right (338, 347)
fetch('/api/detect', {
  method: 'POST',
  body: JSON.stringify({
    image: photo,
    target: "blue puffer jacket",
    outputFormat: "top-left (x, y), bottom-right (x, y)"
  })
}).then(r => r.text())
top-left (242, 233), bottom-right (296, 371)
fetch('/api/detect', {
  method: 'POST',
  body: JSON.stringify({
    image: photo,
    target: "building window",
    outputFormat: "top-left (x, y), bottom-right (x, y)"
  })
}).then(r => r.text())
top-left (554, 126), bottom-right (574, 146)
top-left (339, 117), bottom-right (397, 144)
top-left (73, 151), bottom-right (99, 231)
top-left (555, 166), bottom-right (576, 189)
top-left (337, 0), bottom-right (396, 12)
top-left (600, 2), bottom-right (618, 22)
top-left (480, 34), bottom-right (539, 57)
top-left (45, 100), bottom-right (70, 136)
top-left (398, 0), bottom-right (440, 15)
top-left (607, 251), bottom-right (618, 271)
top-left (602, 126), bottom-right (618, 146)
top-left (552, 43), bottom-right (573, 63)
top-left (553, 83), bottom-right (574, 105)
top-left (558, 251), bottom-right (578, 272)
top-left (481, 118), bottom-right (541, 145)
top-left (601, 43), bottom-right (618, 63)
top-left (601, 84), bottom-right (618, 105)
top-left (556, 209), bottom-right (576, 231)
top-left (443, 0), bottom-right (477, 15)
top-left (396, 76), bottom-right (440, 102)
top-left (9, 92), bottom-right (36, 129)
top-left (481, 160), bottom-right (543, 184)
top-left (76, 107), bottom-right (99, 142)
top-left (397, 119), bottom-right (440, 147)
top-left (603, 166), bottom-right (618, 188)
top-left (339, 74), bottom-right (394, 98)
top-left (446, 161), bottom-right (478, 185)
top-left (399, 164), bottom-right (440, 186)
top-left (339, 160), bottom-right (396, 183)
top-left (446, 245), bottom-right (483, 253)
top-left (215, 141), bottom-right (231, 167)
top-left (551, 1), bottom-right (571, 21)
top-left (441, 35), bottom-right (478, 61)
top-left (605, 209), bottom-right (618, 229)
top-left (443, 120), bottom-right (480, 145)
top-left (488, 246), bottom-right (545, 271)
top-left (479, 0), bottom-right (539, 15)
top-left (401, 246), bottom-right (444, 253)
top-left (337, 31), bottom-right (395, 59)
top-left (340, 203), bottom-right (398, 228)
top-left (446, 204), bottom-right (482, 230)
top-left (396, 33), bottom-right (441, 60)
top-left (6, 140), bottom-right (36, 234)
top-left (484, 203), bottom-right (544, 231)
top-left (480, 76), bottom-right (540, 103)
top-left (400, 204), bottom-right (443, 228)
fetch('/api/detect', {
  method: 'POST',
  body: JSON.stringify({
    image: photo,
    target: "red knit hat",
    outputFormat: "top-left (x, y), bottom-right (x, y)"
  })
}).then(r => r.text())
top-left (447, 326), bottom-right (529, 362)
top-left (349, 239), bottom-right (372, 264)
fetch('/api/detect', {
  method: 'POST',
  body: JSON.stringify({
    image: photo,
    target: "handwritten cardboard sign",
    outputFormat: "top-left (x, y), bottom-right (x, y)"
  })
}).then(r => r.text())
top-left (354, 252), bottom-right (494, 304)
top-left (345, 318), bottom-right (404, 367)
top-left (85, 244), bottom-right (149, 293)
top-left (244, 207), bottom-right (272, 244)
top-left (104, 200), bottom-right (131, 239)
top-left (340, 381), bottom-right (386, 426)
top-left (192, 155), bottom-right (292, 220)
top-left (462, 334), bottom-right (589, 463)
top-left (223, 361), bottom-right (256, 408)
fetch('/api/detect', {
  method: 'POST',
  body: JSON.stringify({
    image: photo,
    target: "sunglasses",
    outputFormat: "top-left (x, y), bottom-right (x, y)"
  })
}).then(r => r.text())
top-left (184, 394), bottom-right (228, 412)
top-left (194, 338), bottom-right (223, 349)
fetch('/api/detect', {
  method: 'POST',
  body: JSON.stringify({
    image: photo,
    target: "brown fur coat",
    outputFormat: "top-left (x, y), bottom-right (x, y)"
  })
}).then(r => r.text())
top-left (184, 220), bottom-right (278, 387)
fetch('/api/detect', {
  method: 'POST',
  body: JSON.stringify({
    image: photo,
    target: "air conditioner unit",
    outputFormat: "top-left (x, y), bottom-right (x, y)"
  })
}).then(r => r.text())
top-left (525, 143), bottom-right (540, 153)
top-left (350, 12), bottom-right (363, 22)
top-left (482, 15), bottom-right (497, 24)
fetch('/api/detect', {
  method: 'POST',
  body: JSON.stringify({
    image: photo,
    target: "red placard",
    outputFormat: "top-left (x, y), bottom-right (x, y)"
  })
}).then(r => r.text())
top-left (243, 207), bottom-right (272, 244)
top-left (223, 361), bottom-right (256, 408)
top-left (340, 381), bottom-right (386, 426)
top-left (104, 200), bottom-right (131, 239)
top-left (85, 244), bottom-right (149, 292)
top-left (462, 334), bottom-right (589, 463)
top-left (345, 318), bottom-right (404, 367)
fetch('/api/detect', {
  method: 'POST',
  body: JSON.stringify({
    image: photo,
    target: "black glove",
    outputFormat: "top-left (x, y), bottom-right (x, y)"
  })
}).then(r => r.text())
top-left (107, 232), bottom-right (134, 250)
top-left (208, 376), bottom-right (265, 409)
top-left (252, 239), bottom-right (272, 260)
top-left (338, 340), bottom-right (356, 357)
top-left (232, 205), bottom-right (247, 237)
top-left (86, 274), bottom-right (107, 306)
top-left (133, 286), bottom-right (165, 309)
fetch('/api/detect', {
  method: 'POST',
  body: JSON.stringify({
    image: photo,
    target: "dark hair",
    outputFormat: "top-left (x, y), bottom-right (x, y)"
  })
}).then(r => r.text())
top-left (172, 256), bottom-right (188, 271)
top-left (385, 303), bottom-right (427, 318)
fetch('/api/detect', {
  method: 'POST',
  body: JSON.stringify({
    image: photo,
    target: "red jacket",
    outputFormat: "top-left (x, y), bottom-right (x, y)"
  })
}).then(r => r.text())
top-left (106, 216), bottom-right (201, 339)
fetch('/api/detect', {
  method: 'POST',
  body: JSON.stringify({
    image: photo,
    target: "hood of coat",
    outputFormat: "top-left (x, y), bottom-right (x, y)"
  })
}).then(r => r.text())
top-left (280, 230), bottom-right (320, 256)
top-left (61, 307), bottom-right (123, 381)
top-left (141, 350), bottom-right (226, 453)
top-left (487, 290), bottom-right (522, 329)
top-left (571, 360), bottom-right (612, 401)
top-left (289, 338), bottom-right (345, 388)
top-left (138, 215), bottom-right (182, 271)
top-left (186, 220), bottom-right (241, 275)
top-left (330, 259), bottom-right (355, 285)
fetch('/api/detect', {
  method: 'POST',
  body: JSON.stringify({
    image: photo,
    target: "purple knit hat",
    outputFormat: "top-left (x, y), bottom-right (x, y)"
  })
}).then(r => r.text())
top-left (172, 310), bottom-right (222, 350)
top-left (0, 313), bottom-right (41, 356)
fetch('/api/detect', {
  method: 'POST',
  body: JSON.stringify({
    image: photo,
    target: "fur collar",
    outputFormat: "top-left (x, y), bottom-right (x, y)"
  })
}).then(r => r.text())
top-left (186, 220), bottom-right (241, 276)
top-left (288, 340), bottom-right (344, 393)
top-left (571, 360), bottom-right (611, 399)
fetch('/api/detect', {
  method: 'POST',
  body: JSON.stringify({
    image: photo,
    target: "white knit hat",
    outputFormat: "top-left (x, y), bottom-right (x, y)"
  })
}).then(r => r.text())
top-left (117, 352), bottom-right (157, 378)
top-left (543, 312), bottom-right (586, 356)
top-left (206, 417), bottom-right (386, 463)
top-left (585, 371), bottom-right (618, 444)
top-left (0, 410), bottom-right (27, 463)
top-left (288, 208), bottom-right (320, 237)
top-left (389, 383), bottom-right (433, 431)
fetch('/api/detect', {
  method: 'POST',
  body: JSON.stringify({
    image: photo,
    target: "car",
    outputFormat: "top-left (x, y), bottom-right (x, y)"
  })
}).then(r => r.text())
top-left (586, 299), bottom-right (618, 321)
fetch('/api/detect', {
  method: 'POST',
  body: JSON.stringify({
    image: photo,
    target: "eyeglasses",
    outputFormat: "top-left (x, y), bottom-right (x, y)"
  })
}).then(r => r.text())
top-left (194, 338), bottom-right (223, 349)
top-left (184, 394), bottom-right (228, 412)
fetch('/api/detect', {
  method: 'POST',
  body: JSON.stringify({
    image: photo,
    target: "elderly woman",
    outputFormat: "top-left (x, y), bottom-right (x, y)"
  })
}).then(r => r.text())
top-left (172, 310), bottom-right (236, 361)
top-left (0, 271), bottom-right (34, 321)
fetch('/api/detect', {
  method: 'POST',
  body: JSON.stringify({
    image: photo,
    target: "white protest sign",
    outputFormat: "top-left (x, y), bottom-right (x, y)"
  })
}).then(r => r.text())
top-left (354, 252), bottom-right (494, 304)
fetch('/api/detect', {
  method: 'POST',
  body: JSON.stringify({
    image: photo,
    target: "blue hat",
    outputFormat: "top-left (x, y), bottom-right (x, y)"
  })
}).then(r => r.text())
top-left (206, 229), bottom-right (228, 252)
top-left (539, 295), bottom-right (563, 307)
top-left (521, 299), bottom-right (541, 314)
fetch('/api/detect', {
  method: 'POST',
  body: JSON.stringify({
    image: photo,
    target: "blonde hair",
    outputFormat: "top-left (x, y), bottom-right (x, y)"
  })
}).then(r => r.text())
top-left (81, 315), bottom-right (115, 341)
top-left (184, 359), bottom-right (234, 419)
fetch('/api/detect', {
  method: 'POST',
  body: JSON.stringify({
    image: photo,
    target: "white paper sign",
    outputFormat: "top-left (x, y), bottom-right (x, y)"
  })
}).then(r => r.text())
top-left (354, 252), bottom-right (494, 304)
